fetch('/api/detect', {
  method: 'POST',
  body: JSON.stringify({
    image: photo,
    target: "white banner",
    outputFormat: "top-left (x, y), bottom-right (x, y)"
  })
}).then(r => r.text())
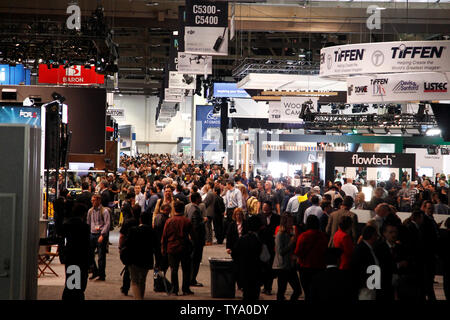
top-left (269, 97), bottom-right (319, 123)
top-left (106, 108), bottom-right (125, 119)
top-left (320, 40), bottom-right (450, 78)
top-left (177, 53), bottom-right (212, 75)
top-left (347, 72), bottom-right (450, 103)
top-left (168, 71), bottom-right (196, 89)
top-left (184, 26), bottom-right (228, 56)
top-left (164, 88), bottom-right (184, 103)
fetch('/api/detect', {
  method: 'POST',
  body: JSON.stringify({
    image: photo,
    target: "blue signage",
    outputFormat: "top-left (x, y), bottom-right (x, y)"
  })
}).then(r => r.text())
top-left (213, 82), bottom-right (250, 98)
top-left (0, 64), bottom-right (31, 85)
top-left (0, 106), bottom-right (41, 128)
top-left (195, 105), bottom-right (221, 152)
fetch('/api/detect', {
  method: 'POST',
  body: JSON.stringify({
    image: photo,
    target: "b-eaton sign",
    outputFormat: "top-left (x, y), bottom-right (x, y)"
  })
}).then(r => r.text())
top-left (38, 65), bottom-right (104, 85)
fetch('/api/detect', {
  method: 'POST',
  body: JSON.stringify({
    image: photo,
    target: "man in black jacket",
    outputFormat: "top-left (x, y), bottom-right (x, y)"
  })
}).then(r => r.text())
top-left (61, 201), bottom-right (90, 300)
top-left (374, 223), bottom-right (410, 301)
top-left (310, 248), bottom-right (354, 301)
top-left (75, 182), bottom-right (92, 221)
top-left (185, 192), bottom-right (206, 288)
top-left (349, 225), bottom-right (380, 300)
top-left (257, 201), bottom-right (281, 295)
top-left (231, 216), bottom-right (263, 300)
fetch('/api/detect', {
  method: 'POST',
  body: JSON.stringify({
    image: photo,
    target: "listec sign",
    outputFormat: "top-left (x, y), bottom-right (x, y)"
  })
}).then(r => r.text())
top-left (325, 152), bottom-right (415, 183)
top-left (38, 64), bottom-right (104, 85)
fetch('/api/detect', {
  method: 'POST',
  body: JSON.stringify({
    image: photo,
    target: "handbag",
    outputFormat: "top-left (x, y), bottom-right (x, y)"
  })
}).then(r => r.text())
top-left (260, 243), bottom-right (271, 263)
top-left (153, 269), bottom-right (173, 294)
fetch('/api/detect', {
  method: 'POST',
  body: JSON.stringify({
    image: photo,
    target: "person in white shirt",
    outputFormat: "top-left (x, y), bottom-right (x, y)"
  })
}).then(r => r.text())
top-left (134, 185), bottom-right (146, 213)
top-left (286, 187), bottom-right (302, 214)
top-left (341, 178), bottom-right (359, 200)
top-left (303, 195), bottom-right (323, 224)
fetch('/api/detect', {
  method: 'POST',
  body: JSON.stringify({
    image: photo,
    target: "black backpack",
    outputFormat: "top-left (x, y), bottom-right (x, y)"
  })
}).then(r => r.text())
top-left (214, 195), bottom-right (225, 216)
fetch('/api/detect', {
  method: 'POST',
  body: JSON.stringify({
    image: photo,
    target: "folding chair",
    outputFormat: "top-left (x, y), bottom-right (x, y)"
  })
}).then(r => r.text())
top-left (38, 244), bottom-right (59, 278)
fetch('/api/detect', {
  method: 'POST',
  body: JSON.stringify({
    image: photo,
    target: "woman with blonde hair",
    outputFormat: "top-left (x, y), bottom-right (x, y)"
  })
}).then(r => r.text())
top-left (238, 185), bottom-right (249, 213)
top-left (226, 208), bottom-right (248, 255)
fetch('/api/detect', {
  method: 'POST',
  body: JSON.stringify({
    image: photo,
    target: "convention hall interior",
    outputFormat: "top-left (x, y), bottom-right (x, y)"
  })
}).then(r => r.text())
top-left (0, 0), bottom-right (449, 302)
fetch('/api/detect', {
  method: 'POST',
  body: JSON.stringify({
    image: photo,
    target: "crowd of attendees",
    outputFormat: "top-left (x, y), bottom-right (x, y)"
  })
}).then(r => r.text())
top-left (54, 153), bottom-right (450, 301)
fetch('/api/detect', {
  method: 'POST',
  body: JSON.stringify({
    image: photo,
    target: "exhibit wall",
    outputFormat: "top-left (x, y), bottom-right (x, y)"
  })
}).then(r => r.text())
top-left (405, 147), bottom-right (450, 176)
top-left (0, 85), bottom-right (106, 155)
top-left (113, 94), bottom-right (191, 154)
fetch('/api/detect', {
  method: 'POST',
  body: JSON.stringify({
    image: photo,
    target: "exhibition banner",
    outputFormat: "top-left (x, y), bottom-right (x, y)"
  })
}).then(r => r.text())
top-left (106, 109), bottom-right (125, 119)
top-left (320, 40), bottom-right (450, 78)
top-left (38, 64), bottom-right (105, 85)
top-left (213, 82), bottom-right (250, 98)
top-left (177, 52), bottom-right (212, 75)
top-left (0, 106), bottom-right (41, 127)
top-left (195, 105), bottom-right (221, 152)
top-left (269, 97), bottom-right (319, 123)
top-left (347, 72), bottom-right (450, 103)
top-left (168, 71), bottom-right (196, 89)
top-left (169, 35), bottom-right (180, 72)
top-left (184, 0), bottom-right (228, 56)
top-left (164, 88), bottom-right (184, 103)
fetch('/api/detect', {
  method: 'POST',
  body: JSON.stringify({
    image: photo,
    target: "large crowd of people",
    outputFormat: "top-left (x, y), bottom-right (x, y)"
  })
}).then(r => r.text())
top-left (54, 153), bottom-right (450, 301)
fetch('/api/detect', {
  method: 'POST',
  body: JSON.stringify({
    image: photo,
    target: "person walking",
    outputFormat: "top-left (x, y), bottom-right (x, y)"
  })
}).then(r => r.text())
top-left (161, 200), bottom-right (194, 296)
top-left (87, 194), bottom-right (110, 281)
top-left (273, 214), bottom-right (302, 301)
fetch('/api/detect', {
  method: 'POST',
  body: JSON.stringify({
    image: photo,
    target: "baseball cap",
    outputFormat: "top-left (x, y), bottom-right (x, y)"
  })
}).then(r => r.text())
top-left (313, 186), bottom-right (321, 191)
top-left (107, 173), bottom-right (114, 177)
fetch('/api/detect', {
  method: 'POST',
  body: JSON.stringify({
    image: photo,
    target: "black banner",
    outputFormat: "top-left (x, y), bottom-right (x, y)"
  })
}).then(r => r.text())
top-left (325, 152), bottom-right (416, 183)
top-left (178, 6), bottom-right (186, 52)
top-left (186, 0), bottom-right (228, 27)
top-left (168, 35), bottom-right (180, 72)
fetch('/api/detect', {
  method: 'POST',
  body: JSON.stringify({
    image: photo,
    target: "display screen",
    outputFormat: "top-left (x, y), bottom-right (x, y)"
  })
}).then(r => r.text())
top-left (0, 104), bottom-right (41, 128)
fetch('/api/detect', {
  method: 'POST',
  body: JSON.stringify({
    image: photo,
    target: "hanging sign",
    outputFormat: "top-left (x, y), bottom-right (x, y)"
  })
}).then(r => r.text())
top-left (269, 97), bottom-right (319, 123)
top-left (177, 52), bottom-right (212, 75)
top-left (38, 64), bottom-right (104, 84)
top-left (347, 72), bottom-right (450, 103)
top-left (168, 71), bottom-right (196, 89)
top-left (164, 88), bottom-right (184, 103)
top-left (320, 40), bottom-right (450, 78)
top-left (184, 0), bottom-right (229, 56)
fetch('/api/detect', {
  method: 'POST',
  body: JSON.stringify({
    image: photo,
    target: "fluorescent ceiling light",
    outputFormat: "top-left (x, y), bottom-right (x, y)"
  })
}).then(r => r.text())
top-left (426, 128), bottom-right (441, 136)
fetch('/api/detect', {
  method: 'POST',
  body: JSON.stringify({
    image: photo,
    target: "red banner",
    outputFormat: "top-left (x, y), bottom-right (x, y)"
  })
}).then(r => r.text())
top-left (38, 64), bottom-right (104, 85)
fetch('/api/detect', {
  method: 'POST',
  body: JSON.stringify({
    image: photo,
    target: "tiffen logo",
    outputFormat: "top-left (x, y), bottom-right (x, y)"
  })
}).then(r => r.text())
top-left (334, 49), bottom-right (365, 62)
top-left (19, 110), bottom-right (37, 118)
top-left (352, 154), bottom-right (392, 166)
top-left (424, 82), bottom-right (447, 93)
top-left (371, 79), bottom-right (388, 96)
top-left (66, 65), bottom-right (81, 76)
top-left (391, 45), bottom-right (445, 59)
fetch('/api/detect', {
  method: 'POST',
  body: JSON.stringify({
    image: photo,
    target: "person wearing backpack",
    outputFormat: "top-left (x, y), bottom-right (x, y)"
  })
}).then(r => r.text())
top-left (213, 187), bottom-right (226, 244)
top-left (246, 190), bottom-right (259, 217)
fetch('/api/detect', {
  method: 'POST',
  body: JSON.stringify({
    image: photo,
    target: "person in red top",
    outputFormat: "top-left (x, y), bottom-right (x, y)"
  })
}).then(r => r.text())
top-left (332, 216), bottom-right (355, 270)
top-left (294, 215), bottom-right (328, 301)
top-left (161, 200), bottom-right (194, 296)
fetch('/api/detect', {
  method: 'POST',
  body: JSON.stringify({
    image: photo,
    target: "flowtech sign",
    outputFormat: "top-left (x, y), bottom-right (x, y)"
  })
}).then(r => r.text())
top-left (320, 40), bottom-right (450, 78)
top-left (38, 64), bottom-right (105, 85)
top-left (347, 72), bottom-right (450, 103)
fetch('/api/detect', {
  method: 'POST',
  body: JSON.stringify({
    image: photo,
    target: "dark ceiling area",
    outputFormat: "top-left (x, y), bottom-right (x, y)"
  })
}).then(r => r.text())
top-left (0, 0), bottom-right (449, 95)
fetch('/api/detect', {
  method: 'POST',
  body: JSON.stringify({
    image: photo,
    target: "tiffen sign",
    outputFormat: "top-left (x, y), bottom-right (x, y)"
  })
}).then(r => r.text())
top-left (38, 64), bottom-right (104, 85)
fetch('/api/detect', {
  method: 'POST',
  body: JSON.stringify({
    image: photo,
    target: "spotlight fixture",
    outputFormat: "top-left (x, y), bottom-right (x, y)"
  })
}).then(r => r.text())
top-left (229, 100), bottom-right (237, 114)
